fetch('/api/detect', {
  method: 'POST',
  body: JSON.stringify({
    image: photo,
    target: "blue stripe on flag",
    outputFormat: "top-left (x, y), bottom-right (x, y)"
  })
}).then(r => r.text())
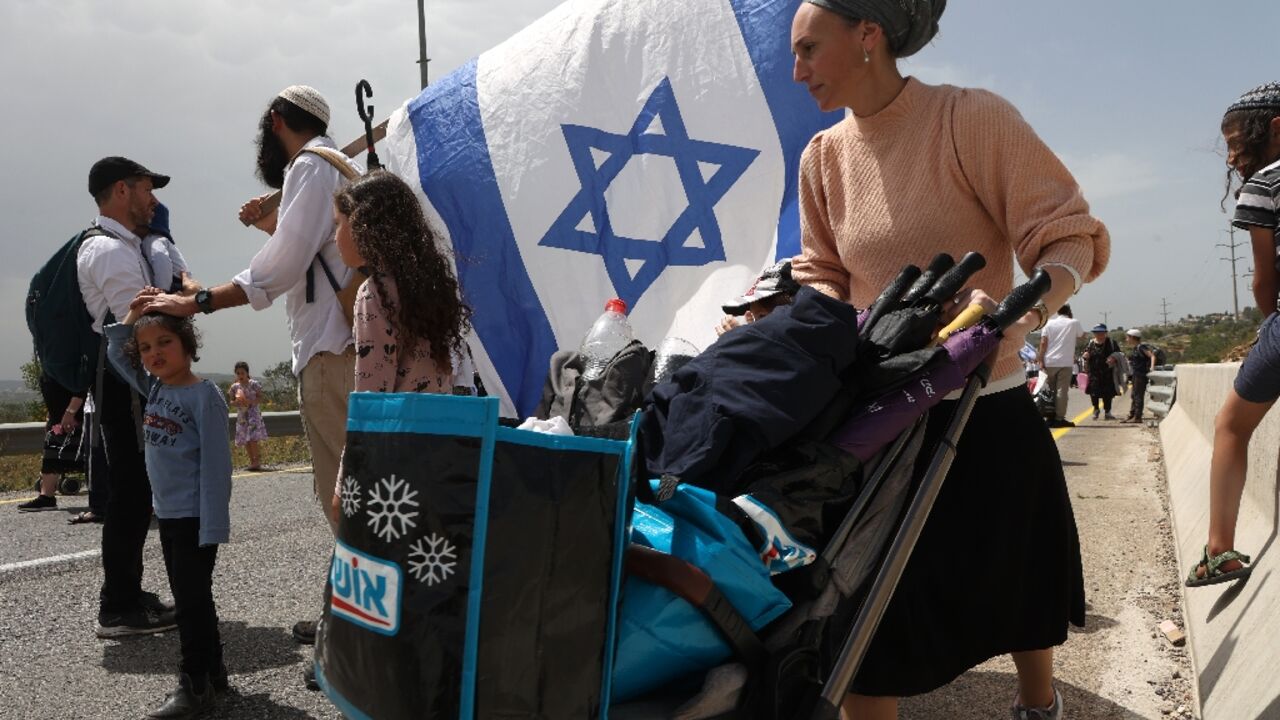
top-left (407, 60), bottom-right (559, 418)
top-left (729, 0), bottom-right (843, 260)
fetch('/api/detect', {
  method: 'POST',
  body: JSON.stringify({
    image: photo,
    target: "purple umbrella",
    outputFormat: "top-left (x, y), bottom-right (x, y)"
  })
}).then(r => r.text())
top-left (829, 322), bottom-right (1002, 461)
top-left (828, 269), bottom-right (1051, 461)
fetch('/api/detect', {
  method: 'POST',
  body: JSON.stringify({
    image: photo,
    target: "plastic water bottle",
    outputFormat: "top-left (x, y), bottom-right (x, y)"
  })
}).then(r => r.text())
top-left (580, 298), bottom-right (632, 380)
top-left (650, 337), bottom-right (699, 386)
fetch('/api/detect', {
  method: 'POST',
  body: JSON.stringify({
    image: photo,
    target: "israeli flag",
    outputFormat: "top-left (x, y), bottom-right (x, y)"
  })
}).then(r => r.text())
top-left (383, 0), bottom-right (841, 417)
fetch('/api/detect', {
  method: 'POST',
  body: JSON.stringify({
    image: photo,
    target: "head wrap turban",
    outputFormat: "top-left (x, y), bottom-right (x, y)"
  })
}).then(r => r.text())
top-left (1225, 82), bottom-right (1280, 116)
top-left (805, 0), bottom-right (945, 58)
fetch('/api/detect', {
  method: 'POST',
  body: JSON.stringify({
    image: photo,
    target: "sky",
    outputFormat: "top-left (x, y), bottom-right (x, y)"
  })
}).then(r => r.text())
top-left (2, 0), bottom-right (1278, 381)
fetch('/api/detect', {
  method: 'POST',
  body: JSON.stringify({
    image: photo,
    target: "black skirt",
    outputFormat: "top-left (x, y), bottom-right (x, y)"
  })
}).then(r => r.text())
top-left (835, 384), bottom-right (1086, 697)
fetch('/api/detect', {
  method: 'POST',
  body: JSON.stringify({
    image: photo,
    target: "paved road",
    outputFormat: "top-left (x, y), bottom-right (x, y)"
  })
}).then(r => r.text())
top-left (0, 386), bottom-right (1194, 719)
top-left (0, 466), bottom-right (342, 720)
top-left (901, 388), bottom-right (1196, 719)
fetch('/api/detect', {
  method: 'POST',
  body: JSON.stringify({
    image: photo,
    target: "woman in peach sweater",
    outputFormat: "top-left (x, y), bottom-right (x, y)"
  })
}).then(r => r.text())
top-left (790, 2), bottom-right (1109, 719)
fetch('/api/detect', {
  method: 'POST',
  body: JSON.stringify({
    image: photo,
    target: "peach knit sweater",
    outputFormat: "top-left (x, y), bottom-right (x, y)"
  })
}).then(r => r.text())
top-left (792, 78), bottom-right (1110, 381)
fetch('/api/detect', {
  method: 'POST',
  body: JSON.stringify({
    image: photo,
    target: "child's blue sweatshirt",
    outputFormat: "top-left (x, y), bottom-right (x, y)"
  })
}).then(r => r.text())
top-left (105, 323), bottom-right (233, 546)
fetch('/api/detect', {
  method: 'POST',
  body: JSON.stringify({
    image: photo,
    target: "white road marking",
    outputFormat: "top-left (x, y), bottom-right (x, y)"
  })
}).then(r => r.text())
top-left (0, 548), bottom-right (100, 574)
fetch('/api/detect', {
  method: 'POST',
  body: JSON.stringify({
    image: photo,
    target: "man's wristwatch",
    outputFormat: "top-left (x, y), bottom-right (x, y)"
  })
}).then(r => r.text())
top-left (194, 289), bottom-right (215, 314)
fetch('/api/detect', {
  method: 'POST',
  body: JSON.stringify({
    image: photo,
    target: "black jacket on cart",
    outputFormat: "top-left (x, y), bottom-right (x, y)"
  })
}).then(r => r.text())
top-left (641, 287), bottom-right (861, 495)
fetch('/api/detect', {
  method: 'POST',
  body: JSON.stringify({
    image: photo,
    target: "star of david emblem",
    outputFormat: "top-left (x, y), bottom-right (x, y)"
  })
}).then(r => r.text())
top-left (538, 77), bottom-right (760, 309)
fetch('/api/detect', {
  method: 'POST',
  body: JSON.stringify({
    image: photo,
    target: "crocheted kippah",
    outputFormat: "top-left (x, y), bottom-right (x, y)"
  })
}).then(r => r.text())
top-left (277, 85), bottom-right (331, 126)
top-left (1226, 82), bottom-right (1280, 115)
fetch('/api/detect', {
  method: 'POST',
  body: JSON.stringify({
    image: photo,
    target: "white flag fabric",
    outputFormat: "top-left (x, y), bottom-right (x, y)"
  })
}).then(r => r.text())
top-left (383, 0), bottom-right (841, 417)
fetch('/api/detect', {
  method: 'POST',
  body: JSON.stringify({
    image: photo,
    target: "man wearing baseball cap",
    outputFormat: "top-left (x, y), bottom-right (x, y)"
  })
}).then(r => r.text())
top-left (139, 86), bottom-right (358, 663)
top-left (77, 156), bottom-right (179, 638)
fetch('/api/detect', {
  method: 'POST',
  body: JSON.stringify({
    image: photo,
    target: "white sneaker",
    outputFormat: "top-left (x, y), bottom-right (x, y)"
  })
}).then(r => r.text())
top-left (1011, 688), bottom-right (1063, 720)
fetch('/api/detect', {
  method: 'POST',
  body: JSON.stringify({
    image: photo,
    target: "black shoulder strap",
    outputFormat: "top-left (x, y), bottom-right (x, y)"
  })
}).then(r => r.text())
top-left (305, 253), bottom-right (343, 304)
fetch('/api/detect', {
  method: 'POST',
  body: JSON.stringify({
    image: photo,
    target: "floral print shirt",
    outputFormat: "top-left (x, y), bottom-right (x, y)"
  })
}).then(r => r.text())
top-left (353, 276), bottom-right (455, 393)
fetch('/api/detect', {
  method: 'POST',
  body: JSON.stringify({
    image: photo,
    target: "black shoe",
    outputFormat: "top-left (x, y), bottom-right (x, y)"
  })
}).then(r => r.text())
top-left (96, 607), bottom-right (178, 639)
top-left (17, 494), bottom-right (57, 512)
top-left (303, 659), bottom-right (320, 691)
top-left (145, 673), bottom-right (213, 718)
top-left (1047, 418), bottom-right (1075, 428)
top-left (140, 591), bottom-right (176, 613)
top-left (292, 619), bottom-right (316, 645)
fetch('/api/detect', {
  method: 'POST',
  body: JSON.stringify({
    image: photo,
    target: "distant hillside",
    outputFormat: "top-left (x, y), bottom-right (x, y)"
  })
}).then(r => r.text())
top-left (1125, 309), bottom-right (1263, 364)
top-left (0, 380), bottom-right (37, 403)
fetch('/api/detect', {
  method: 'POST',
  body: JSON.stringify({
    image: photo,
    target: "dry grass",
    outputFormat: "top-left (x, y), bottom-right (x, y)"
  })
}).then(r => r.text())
top-left (0, 434), bottom-right (314, 494)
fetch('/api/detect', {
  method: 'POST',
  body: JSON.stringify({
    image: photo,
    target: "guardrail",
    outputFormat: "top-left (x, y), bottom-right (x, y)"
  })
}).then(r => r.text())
top-left (1145, 366), bottom-right (1176, 425)
top-left (0, 411), bottom-right (305, 457)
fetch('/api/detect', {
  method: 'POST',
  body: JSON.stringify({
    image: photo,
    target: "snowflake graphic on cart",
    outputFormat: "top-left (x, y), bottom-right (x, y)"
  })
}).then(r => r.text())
top-left (339, 476), bottom-right (362, 518)
top-left (407, 533), bottom-right (458, 586)
top-left (365, 474), bottom-right (420, 542)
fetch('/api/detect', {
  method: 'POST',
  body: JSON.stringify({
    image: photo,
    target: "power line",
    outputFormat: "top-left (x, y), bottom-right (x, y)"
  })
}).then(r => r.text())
top-left (1217, 224), bottom-right (1243, 319)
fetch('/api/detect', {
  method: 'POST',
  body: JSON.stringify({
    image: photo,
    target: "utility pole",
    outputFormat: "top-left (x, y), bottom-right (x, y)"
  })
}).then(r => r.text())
top-left (416, 0), bottom-right (430, 90)
top-left (1161, 298), bottom-right (1171, 326)
top-left (1101, 311), bottom-right (1110, 327)
top-left (1218, 225), bottom-right (1243, 319)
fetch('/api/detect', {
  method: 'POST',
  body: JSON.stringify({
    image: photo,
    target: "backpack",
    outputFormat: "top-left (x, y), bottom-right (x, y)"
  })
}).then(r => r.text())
top-left (1150, 344), bottom-right (1167, 368)
top-left (25, 228), bottom-right (107, 394)
top-left (535, 341), bottom-right (653, 429)
top-left (300, 146), bottom-right (367, 326)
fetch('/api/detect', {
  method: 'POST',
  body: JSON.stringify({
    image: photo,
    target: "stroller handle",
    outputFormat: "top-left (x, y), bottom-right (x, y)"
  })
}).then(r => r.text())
top-left (989, 269), bottom-right (1053, 329)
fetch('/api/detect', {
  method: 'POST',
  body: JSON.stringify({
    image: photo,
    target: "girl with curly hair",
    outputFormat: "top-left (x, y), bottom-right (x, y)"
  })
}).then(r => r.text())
top-left (328, 170), bottom-right (473, 519)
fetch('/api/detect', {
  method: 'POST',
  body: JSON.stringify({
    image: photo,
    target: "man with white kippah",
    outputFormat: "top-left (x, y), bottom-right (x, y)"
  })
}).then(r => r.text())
top-left (139, 85), bottom-right (360, 670)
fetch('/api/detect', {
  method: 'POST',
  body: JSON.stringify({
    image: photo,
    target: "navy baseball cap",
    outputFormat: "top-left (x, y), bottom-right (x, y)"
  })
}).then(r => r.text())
top-left (88, 156), bottom-right (170, 197)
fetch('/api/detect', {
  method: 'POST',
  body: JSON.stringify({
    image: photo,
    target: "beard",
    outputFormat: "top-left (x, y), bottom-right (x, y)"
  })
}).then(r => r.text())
top-left (255, 110), bottom-right (289, 189)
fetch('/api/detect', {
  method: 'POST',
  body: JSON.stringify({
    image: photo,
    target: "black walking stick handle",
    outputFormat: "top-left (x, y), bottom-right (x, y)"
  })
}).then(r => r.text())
top-left (989, 269), bottom-right (1053, 330)
top-left (861, 264), bottom-right (921, 335)
top-left (356, 79), bottom-right (382, 171)
top-left (900, 253), bottom-right (954, 305)
top-left (920, 251), bottom-right (987, 308)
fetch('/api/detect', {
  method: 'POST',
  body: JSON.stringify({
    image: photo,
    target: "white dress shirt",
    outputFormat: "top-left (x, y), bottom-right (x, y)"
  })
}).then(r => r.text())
top-left (232, 136), bottom-right (358, 375)
top-left (77, 216), bottom-right (154, 333)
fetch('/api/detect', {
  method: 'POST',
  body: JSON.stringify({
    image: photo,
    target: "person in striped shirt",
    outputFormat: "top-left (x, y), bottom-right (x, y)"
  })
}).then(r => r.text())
top-left (1188, 82), bottom-right (1280, 588)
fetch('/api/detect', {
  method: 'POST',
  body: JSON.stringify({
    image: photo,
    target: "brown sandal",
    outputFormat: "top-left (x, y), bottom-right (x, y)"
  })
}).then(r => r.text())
top-left (68, 511), bottom-right (103, 525)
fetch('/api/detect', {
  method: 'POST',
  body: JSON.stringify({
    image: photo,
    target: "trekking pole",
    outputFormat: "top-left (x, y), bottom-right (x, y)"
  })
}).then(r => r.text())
top-left (810, 271), bottom-right (1052, 720)
top-left (356, 80), bottom-right (382, 171)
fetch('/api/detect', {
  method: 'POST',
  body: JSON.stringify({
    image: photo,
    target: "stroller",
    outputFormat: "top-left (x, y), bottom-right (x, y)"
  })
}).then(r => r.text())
top-left (611, 255), bottom-right (1053, 719)
top-left (311, 254), bottom-right (1051, 719)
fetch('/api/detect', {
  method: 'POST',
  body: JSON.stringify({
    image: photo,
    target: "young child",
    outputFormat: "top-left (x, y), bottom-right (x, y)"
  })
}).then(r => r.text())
top-left (1187, 82), bottom-right (1280, 587)
top-left (105, 300), bottom-right (232, 717)
top-left (228, 361), bottom-right (268, 471)
top-left (328, 170), bottom-right (473, 521)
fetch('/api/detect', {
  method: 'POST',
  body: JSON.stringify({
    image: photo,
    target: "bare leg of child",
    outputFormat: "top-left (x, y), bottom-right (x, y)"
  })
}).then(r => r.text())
top-left (246, 440), bottom-right (262, 470)
top-left (1198, 391), bottom-right (1276, 578)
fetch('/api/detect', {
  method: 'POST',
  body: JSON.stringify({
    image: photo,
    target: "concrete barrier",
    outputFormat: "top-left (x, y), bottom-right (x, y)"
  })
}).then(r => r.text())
top-left (1159, 363), bottom-right (1280, 720)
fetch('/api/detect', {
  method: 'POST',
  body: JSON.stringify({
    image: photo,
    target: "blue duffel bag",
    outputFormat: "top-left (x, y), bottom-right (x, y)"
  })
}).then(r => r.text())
top-left (611, 482), bottom-right (792, 702)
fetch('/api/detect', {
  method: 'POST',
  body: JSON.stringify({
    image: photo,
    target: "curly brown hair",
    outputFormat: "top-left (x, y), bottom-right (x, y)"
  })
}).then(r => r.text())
top-left (123, 313), bottom-right (202, 368)
top-left (334, 171), bottom-right (472, 369)
top-left (1221, 106), bottom-right (1280, 208)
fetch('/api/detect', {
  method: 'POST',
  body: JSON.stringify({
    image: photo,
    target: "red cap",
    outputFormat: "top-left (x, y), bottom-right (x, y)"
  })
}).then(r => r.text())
top-left (605, 298), bottom-right (627, 314)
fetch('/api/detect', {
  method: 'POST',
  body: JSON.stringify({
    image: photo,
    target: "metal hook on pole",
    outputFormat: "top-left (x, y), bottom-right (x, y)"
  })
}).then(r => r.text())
top-left (355, 80), bottom-right (381, 171)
